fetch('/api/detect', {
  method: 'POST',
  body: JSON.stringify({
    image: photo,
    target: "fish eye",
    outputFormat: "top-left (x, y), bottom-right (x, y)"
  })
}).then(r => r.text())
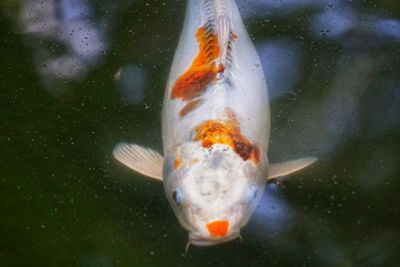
top-left (245, 185), bottom-right (258, 204)
top-left (172, 187), bottom-right (184, 206)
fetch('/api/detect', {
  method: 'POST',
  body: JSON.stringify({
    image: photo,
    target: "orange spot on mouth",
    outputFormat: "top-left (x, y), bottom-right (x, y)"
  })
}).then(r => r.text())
top-left (171, 27), bottom-right (221, 101)
top-left (194, 112), bottom-right (260, 163)
top-left (206, 220), bottom-right (229, 237)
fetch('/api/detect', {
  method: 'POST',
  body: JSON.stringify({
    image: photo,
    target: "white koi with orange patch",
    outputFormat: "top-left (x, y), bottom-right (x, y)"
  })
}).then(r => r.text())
top-left (113, 0), bottom-right (316, 247)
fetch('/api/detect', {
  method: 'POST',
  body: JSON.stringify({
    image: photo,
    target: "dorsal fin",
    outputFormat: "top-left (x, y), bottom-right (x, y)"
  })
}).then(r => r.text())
top-left (213, 0), bottom-right (233, 68)
top-left (199, 0), bottom-right (234, 69)
top-left (217, 15), bottom-right (231, 67)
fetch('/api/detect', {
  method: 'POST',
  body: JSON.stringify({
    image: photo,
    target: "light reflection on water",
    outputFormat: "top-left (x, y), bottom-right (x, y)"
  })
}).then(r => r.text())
top-left (1, 0), bottom-right (400, 266)
top-left (19, 0), bottom-right (109, 93)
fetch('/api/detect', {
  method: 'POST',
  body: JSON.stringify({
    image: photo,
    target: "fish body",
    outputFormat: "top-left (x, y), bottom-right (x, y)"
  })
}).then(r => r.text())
top-left (113, 0), bottom-right (316, 247)
top-left (162, 0), bottom-right (270, 153)
top-left (162, 0), bottom-right (269, 245)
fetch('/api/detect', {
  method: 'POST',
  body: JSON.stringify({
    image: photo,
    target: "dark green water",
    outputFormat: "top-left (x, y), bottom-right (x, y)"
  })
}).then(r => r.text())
top-left (1, 0), bottom-right (400, 266)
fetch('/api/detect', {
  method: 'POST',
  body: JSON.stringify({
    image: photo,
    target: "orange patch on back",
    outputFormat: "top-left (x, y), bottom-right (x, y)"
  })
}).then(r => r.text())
top-left (171, 27), bottom-right (222, 101)
top-left (179, 99), bottom-right (202, 117)
top-left (194, 116), bottom-right (260, 164)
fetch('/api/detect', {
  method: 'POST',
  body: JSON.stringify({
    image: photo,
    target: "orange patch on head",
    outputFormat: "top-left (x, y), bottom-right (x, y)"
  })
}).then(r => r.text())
top-left (171, 27), bottom-right (221, 101)
top-left (194, 115), bottom-right (260, 164)
top-left (206, 220), bottom-right (229, 237)
top-left (179, 99), bottom-right (202, 117)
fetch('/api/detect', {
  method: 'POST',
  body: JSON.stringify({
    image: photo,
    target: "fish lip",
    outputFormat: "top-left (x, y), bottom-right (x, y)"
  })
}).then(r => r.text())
top-left (188, 231), bottom-right (240, 246)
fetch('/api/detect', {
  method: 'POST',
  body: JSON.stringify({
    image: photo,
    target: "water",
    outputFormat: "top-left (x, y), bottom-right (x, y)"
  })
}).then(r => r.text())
top-left (1, 0), bottom-right (399, 266)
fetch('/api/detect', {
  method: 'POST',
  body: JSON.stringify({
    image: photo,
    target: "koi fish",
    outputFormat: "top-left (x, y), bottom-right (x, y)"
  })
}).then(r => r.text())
top-left (113, 0), bottom-right (316, 246)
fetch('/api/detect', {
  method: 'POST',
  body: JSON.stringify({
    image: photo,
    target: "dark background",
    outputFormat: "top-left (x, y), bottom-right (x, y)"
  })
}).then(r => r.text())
top-left (1, 0), bottom-right (399, 266)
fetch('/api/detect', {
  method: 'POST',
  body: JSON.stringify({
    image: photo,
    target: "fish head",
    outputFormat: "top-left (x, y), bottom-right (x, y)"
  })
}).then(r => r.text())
top-left (163, 143), bottom-right (267, 246)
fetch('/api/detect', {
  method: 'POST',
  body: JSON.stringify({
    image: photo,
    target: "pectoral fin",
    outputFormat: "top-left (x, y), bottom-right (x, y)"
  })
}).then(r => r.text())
top-left (268, 157), bottom-right (317, 180)
top-left (113, 143), bottom-right (164, 181)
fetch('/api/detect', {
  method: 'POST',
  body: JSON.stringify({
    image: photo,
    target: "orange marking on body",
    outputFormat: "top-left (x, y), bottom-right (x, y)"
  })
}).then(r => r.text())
top-left (174, 150), bottom-right (182, 170)
top-left (179, 99), bottom-right (202, 117)
top-left (223, 107), bottom-right (239, 124)
top-left (217, 64), bottom-right (225, 73)
top-left (171, 27), bottom-right (221, 101)
top-left (174, 159), bottom-right (182, 170)
top-left (189, 158), bottom-right (199, 164)
top-left (206, 220), bottom-right (229, 237)
top-left (194, 114), bottom-right (260, 164)
top-left (231, 32), bottom-right (238, 40)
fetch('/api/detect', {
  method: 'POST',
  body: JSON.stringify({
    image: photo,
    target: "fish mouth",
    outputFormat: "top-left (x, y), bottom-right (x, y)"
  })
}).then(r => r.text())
top-left (188, 231), bottom-right (241, 246)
